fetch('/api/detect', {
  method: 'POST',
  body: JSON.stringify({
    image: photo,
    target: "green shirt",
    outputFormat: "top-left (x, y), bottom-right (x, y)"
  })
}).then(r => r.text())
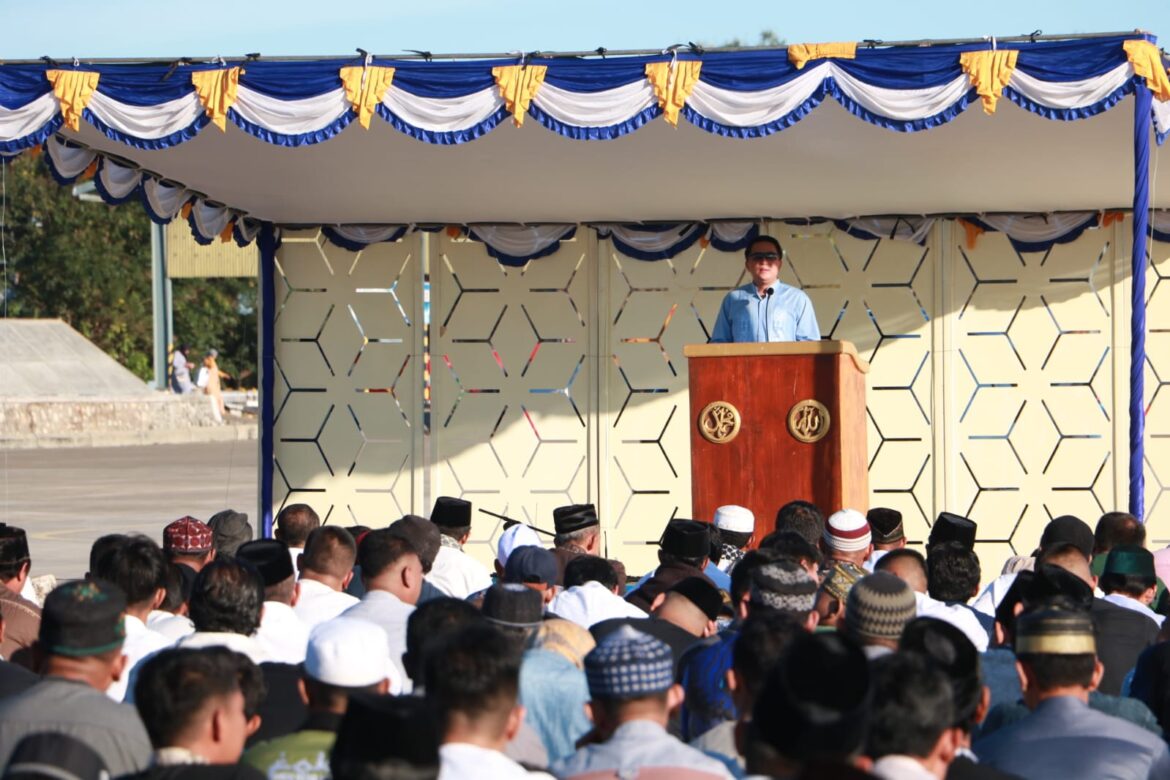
top-left (243, 728), bottom-right (335, 779)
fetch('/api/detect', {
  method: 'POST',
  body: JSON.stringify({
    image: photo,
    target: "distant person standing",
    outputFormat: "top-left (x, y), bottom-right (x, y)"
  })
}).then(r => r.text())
top-left (709, 236), bottom-right (820, 343)
top-left (170, 344), bottom-right (195, 394)
top-left (197, 349), bottom-right (229, 423)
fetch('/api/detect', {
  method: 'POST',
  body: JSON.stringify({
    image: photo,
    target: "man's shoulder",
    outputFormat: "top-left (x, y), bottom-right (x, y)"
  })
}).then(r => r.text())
top-left (0, 588), bottom-right (41, 617)
top-left (123, 765), bottom-right (266, 780)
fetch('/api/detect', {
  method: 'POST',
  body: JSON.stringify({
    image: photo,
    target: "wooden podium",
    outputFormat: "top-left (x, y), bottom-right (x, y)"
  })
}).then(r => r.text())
top-left (683, 341), bottom-right (870, 539)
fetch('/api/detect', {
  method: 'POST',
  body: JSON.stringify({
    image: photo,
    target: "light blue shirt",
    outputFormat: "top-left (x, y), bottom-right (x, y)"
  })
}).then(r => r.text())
top-left (633, 562), bottom-right (731, 594)
top-left (709, 282), bottom-right (820, 343)
top-left (519, 648), bottom-right (592, 763)
top-left (551, 720), bottom-right (736, 779)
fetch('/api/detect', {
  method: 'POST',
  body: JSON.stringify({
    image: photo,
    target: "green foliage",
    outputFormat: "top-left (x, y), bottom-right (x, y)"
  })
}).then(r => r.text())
top-left (1, 154), bottom-right (256, 386)
top-left (713, 30), bottom-right (784, 48)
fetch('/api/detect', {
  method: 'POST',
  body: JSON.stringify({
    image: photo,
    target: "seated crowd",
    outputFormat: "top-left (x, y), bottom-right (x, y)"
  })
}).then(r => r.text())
top-left (0, 499), bottom-right (1169, 778)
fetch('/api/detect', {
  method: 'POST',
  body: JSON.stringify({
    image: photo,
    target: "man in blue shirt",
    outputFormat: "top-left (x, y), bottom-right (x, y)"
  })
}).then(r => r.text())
top-left (709, 235), bottom-right (820, 343)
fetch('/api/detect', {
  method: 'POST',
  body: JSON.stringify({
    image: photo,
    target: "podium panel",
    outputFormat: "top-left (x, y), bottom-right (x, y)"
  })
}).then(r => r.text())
top-left (684, 341), bottom-right (869, 539)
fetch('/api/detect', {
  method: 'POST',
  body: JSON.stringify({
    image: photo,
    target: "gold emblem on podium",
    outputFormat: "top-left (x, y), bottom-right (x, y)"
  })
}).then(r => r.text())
top-left (788, 399), bottom-right (830, 443)
top-left (698, 401), bottom-right (741, 444)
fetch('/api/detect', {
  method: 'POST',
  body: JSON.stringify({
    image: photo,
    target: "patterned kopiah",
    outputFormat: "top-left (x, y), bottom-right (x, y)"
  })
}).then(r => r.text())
top-left (585, 625), bottom-right (674, 699)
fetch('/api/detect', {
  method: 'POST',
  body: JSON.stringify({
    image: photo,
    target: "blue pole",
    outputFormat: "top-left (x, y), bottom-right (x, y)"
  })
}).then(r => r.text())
top-left (1131, 82), bottom-right (1151, 520)
top-left (258, 224), bottom-right (278, 537)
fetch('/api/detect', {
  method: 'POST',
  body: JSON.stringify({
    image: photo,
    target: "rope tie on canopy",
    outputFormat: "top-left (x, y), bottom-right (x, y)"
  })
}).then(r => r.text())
top-left (191, 67), bottom-right (242, 131)
top-left (45, 70), bottom-right (99, 132)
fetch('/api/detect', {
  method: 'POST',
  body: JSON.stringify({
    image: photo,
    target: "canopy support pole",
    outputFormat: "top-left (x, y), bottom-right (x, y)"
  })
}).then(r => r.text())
top-left (1131, 82), bottom-right (1151, 520)
top-left (258, 224), bottom-right (278, 538)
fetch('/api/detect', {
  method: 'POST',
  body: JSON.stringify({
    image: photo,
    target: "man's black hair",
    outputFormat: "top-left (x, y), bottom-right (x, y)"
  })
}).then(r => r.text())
top-left (159, 562), bottom-right (191, 613)
top-left (359, 530), bottom-right (418, 580)
top-left (899, 617), bottom-right (982, 733)
top-left (302, 526), bottom-right (358, 579)
top-left (745, 235), bottom-right (783, 259)
top-left (274, 503), bottom-right (321, 548)
top-left (759, 531), bottom-right (823, 566)
top-left (866, 652), bottom-right (954, 760)
top-left (404, 598), bottom-right (485, 684)
top-left (188, 558), bottom-right (264, 636)
top-left (1018, 652), bottom-right (1097, 690)
top-left (564, 556), bottom-right (618, 590)
top-left (133, 647), bottom-right (254, 748)
top-left (718, 529), bottom-right (753, 551)
top-left (94, 535), bottom-right (167, 608)
top-left (1099, 571), bottom-right (1157, 600)
top-left (423, 623), bottom-right (522, 723)
top-left (658, 550), bottom-right (706, 570)
top-left (926, 541), bottom-right (981, 603)
top-left (88, 534), bottom-right (128, 576)
top-left (773, 501), bottom-right (825, 548)
top-left (731, 548), bottom-right (784, 606)
top-left (733, 611), bottom-right (805, 704)
top-left (876, 548), bottom-right (927, 575)
top-left (1094, 511), bottom-right (1145, 554)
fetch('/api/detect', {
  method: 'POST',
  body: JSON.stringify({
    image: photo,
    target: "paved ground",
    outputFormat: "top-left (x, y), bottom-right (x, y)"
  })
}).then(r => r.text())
top-left (0, 441), bottom-right (258, 580)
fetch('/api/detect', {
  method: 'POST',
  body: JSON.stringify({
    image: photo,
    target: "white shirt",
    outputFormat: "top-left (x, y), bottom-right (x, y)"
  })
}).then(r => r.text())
top-left (293, 578), bottom-right (359, 630)
top-left (1102, 593), bottom-right (1166, 627)
top-left (915, 592), bottom-right (990, 652)
top-left (439, 743), bottom-right (554, 780)
top-left (289, 546), bottom-right (305, 575)
top-left (864, 549), bottom-right (890, 572)
top-left (175, 631), bottom-right (269, 665)
top-left (107, 615), bottom-right (173, 702)
top-left (340, 589), bottom-right (415, 693)
top-left (972, 572), bottom-right (1019, 618)
top-left (548, 581), bottom-right (646, 629)
top-left (428, 546), bottom-right (493, 599)
top-left (146, 610), bottom-right (196, 642)
top-left (872, 754), bottom-right (941, 780)
top-left (254, 601), bottom-right (309, 664)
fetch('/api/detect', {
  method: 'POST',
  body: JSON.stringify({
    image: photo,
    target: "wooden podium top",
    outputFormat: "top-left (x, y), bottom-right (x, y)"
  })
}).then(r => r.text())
top-left (682, 340), bottom-right (870, 374)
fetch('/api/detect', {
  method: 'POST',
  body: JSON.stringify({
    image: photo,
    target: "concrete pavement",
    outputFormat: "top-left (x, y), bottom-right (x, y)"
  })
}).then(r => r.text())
top-left (0, 440), bottom-right (258, 580)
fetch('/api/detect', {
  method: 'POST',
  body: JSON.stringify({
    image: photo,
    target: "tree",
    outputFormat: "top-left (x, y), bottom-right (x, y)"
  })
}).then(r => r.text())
top-left (713, 30), bottom-right (784, 49)
top-left (1, 153), bottom-right (257, 385)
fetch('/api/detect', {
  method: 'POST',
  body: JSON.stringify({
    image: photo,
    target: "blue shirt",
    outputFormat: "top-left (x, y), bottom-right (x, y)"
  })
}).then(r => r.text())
top-left (709, 282), bottom-right (820, 343)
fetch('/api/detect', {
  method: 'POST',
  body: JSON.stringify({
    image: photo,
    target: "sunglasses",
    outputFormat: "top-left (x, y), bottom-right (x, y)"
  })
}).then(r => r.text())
top-left (747, 252), bottom-right (781, 262)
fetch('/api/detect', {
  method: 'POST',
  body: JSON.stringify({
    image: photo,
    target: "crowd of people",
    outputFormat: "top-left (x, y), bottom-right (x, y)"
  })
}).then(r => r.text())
top-left (0, 499), bottom-right (1169, 778)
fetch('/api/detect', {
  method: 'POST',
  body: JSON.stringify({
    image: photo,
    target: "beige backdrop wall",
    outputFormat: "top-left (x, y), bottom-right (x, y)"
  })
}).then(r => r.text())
top-left (271, 219), bottom-right (1170, 581)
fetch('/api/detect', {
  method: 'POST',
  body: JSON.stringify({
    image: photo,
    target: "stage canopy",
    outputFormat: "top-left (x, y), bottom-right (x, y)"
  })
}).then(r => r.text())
top-left (2, 31), bottom-right (1168, 520)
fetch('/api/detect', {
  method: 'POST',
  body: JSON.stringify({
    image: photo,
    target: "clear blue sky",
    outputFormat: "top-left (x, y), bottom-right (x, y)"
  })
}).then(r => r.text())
top-left (3, 0), bottom-right (1170, 60)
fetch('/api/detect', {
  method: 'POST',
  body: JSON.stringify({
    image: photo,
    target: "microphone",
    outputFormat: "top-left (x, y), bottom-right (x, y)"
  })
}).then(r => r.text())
top-left (764, 287), bottom-right (773, 340)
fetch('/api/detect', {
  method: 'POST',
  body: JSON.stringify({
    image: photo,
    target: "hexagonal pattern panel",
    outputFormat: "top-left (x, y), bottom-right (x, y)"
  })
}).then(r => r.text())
top-left (1146, 239), bottom-right (1170, 541)
top-left (272, 230), bottom-right (422, 525)
top-left (950, 227), bottom-right (1115, 576)
top-left (430, 233), bottom-right (593, 559)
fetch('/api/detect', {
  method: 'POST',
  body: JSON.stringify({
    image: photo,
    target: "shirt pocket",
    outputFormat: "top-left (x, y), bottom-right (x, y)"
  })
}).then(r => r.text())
top-left (769, 309), bottom-right (794, 340)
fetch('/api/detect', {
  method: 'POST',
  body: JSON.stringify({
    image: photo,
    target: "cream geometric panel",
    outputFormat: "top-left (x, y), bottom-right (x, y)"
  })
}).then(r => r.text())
top-left (272, 231), bottom-right (423, 526)
top-left (1146, 238), bottom-right (1170, 539)
top-left (776, 222), bottom-right (935, 543)
top-left (601, 239), bottom-right (747, 576)
top-left (429, 232), bottom-right (594, 560)
top-left (949, 227), bottom-right (1116, 578)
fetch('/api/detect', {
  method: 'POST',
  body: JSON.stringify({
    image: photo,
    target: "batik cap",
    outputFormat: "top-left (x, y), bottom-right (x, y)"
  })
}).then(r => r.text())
top-left (39, 579), bottom-right (127, 658)
top-left (163, 516), bottom-right (212, 554)
top-left (822, 561), bottom-right (868, 603)
top-left (585, 625), bottom-right (674, 699)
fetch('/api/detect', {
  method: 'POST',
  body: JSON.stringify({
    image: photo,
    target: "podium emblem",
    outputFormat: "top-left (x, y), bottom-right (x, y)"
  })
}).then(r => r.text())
top-left (698, 401), bottom-right (741, 444)
top-left (788, 399), bottom-right (830, 443)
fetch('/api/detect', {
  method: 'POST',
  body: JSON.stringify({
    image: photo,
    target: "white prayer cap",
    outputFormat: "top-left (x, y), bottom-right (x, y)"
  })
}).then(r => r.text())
top-left (305, 617), bottom-right (393, 688)
top-left (714, 505), bottom-right (755, 534)
top-left (824, 509), bottom-right (872, 553)
top-left (497, 523), bottom-right (542, 567)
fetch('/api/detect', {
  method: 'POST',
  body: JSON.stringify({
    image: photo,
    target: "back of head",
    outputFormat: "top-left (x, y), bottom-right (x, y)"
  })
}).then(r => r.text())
top-left (758, 531), bottom-right (822, 570)
top-left (899, 617), bottom-right (982, 733)
top-left (405, 598), bottom-right (486, 685)
top-left (774, 501), bottom-right (825, 547)
top-left (753, 632), bottom-right (871, 764)
top-left (359, 529), bottom-right (418, 580)
top-left (1024, 564), bottom-right (1094, 613)
top-left (236, 539), bottom-right (296, 604)
top-left (301, 526), bottom-right (358, 579)
top-left (866, 652), bottom-right (953, 760)
top-left (93, 535), bottom-right (167, 609)
top-left (1014, 602), bottom-right (1098, 692)
top-left (332, 693), bottom-right (440, 780)
top-left (1036, 542), bottom-right (1093, 587)
top-left (844, 573), bottom-right (916, 646)
top-left (3, 732), bottom-right (108, 780)
top-left (1040, 515), bottom-right (1094, 559)
top-left (1100, 544), bottom-right (1157, 598)
top-left (160, 561), bottom-right (194, 614)
top-left (1094, 511), bottom-right (1144, 554)
top-left (206, 510), bottom-right (252, 557)
top-left (423, 623), bottom-right (522, 732)
top-left (748, 558), bottom-right (817, 617)
top-left (275, 503), bottom-right (321, 548)
top-left (564, 555), bottom-right (618, 590)
top-left (732, 611), bottom-right (805, 706)
top-left (389, 515), bottom-right (440, 573)
top-left (133, 647), bottom-right (251, 749)
top-left (87, 533), bottom-right (127, 577)
top-left (926, 541), bottom-right (981, 603)
top-left (188, 558), bottom-right (264, 635)
top-left (0, 526), bottom-right (31, 582)
top-left (875, 548), bottom-right (928, 593)
top-left (731, 547), bottom-right (784, 605)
